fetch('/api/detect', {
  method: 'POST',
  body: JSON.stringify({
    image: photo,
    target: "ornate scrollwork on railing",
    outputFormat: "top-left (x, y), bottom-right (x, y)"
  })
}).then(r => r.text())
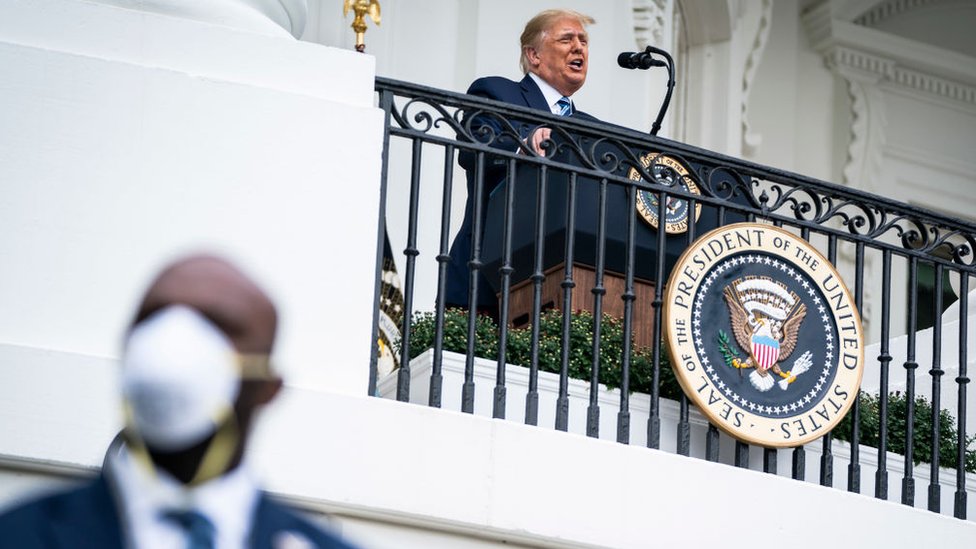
top-left (377, 77), bottom-right (976, 272)
top-left (823, 197), bottom-right (879, 237)
top-left (922, 227), bottom-right (976, 267)
top-left (698, 166), bottom-right (756, 207)
top-left (873, 212), bottom-right (927, 251)
top-left (759, 184), bottom-right (822, 222)
top-left (390, 97), bottom-right (450, 134)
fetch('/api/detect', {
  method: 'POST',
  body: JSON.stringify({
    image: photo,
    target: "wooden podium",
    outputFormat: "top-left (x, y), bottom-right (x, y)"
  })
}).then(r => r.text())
top-left (481, 142), bottom-right (747, 351)
top-left (506, 263), bottom-right (657, 349)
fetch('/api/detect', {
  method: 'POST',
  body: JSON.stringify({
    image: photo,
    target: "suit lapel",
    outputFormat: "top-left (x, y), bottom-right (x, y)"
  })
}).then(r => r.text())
top-left (519, 74), bottom-right (550, 112)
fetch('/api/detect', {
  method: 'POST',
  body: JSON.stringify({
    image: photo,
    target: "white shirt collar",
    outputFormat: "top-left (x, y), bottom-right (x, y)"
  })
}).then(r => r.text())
top-left (527, 72), bottom-right (572, 115)
top-left (106, 443), bottom-right (260, 549)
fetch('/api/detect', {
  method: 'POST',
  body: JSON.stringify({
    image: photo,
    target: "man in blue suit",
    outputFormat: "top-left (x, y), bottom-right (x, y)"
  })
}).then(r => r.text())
top-left (445, 9), bottom-right (597, 317)
top-left (0, 255), bottom-right (359, 549)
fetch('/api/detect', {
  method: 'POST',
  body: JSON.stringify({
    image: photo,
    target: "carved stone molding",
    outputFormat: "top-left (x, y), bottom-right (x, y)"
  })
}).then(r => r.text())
top-left (89, 0), bottom-right (307, 38)
top-left (632, 0), bottom-right (669, 49)
top-left (833, 62), bottom-right (888, 193)
top-left (828, 47), bottom-right (896, 83)
top-left (740, 0), bottom-right (772, 156)
top-left (852, 0), bottom-right (942, 28)
top-left (892, 67), bottom-right (976, 104)
top-left (804, 2), bottom-right (976, 107)
top-left (827, 45), bottom-right (976, 106)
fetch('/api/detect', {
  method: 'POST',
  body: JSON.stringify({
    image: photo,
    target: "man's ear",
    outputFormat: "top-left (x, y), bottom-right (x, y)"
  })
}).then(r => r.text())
top-left (524, 46), bottom-right (540, 67)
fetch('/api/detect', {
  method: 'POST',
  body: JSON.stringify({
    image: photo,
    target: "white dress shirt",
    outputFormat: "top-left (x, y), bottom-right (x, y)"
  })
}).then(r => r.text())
top-left (106, 444), bottom-right (260, 549)
top-left (528, 72), bottom-right (573, 115)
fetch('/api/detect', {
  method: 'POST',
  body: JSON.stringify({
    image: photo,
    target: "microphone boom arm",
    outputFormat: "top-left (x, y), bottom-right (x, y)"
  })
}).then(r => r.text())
top-left (644, 45), bottom-right (675, 136)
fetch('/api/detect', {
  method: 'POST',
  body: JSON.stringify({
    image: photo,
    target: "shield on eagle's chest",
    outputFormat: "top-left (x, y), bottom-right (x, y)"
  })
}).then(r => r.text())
top-left (751, 334), bottom-right (780, 370)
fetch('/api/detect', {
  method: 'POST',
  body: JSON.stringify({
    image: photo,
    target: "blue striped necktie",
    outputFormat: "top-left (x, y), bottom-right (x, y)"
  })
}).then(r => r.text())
top-left (556, 96), bottom-right (572, 116)
top-left (162, 509), bottom-right (216, 549)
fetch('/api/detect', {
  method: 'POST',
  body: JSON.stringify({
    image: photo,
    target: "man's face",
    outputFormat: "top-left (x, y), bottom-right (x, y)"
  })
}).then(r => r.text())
top-left (527, 17), bottom-right (589, 97)
top-left (126, 256), bottom-right (282, 483)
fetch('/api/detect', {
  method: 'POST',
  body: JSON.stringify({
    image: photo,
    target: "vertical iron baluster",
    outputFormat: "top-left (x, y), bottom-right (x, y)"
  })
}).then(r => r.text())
top-left (461, 151), bottom-right (487, 413)
top-left (397, 138), bottom-right (424, 402)
top-left (848, 242), bottom-right (864, 493)
top-left (369, 89), bottom-right (395, 397)
top-left (647, 189), bottom-right (668, 450)
top-left (493, 158), bottom-right (519, 419)
top-left (902, 256), bottom-right (919, 506)
top-left (618, 186), bottom-right (639, 444)
top-left (588, 179), bottom-right (610, 438)
top-left (820, 438), bottom-right (834, 486)
top-left (677, 395), bottom-right (690, 455)
top-left (792, 445), bottom-right (806, 480)
top-left (821, 235), bottom-right (838, 487)
top-left (876, 249), bottom-right (892, 498)
top-left (676, 198), bottom-right (697, 456)
top-left (706, 425), bottom-right (720, 462)
top-left (793, 226), bottom-right (812, 480)
top-left (928, 263), bottom-right (944, 512)
top-left (764, 448), bottom-right (777, 474)
top-left (955, 273), bottom-right (969, 519)
top-left (706, 203), bottom-right (725, 461)
top-left (556, 172), bottom-right (579, 431)
top-left (430, 144), bottom-right (457, 407)
top-left (735, 441), bottom-right (749, 468)
top-left (525, 166), bottom-right (549, 425)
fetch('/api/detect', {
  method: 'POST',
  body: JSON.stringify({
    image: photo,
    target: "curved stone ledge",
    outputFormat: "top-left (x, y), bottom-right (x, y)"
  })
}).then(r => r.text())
top-left (90, 0), bottom-right (307, 38)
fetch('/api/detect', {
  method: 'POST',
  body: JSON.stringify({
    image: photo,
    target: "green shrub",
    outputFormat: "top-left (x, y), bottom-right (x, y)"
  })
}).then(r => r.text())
top-left (406, 309), bottom-right (500, 361)
top-left (833, 391), bottom-right (976, 473)
top-left (400, 307), bottom-right (684, 398)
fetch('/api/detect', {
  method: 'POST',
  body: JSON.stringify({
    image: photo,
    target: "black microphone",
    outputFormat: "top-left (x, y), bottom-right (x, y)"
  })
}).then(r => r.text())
top-left (617, 46), bottom-right (676, 135)
top-left (617, 51), bottom-right (666, 70)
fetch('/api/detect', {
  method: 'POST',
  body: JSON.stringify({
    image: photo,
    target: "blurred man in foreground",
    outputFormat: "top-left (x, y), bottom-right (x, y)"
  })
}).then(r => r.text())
top-left (0, 255), bottom-right (359, 549)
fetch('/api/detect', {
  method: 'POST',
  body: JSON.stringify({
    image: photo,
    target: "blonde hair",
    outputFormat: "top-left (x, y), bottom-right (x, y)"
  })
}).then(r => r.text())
top-left (519, 9), bottom-right (595, 74)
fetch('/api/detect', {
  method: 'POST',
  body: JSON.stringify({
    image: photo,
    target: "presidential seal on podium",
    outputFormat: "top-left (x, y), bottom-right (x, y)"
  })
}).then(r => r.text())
top-left (663, 223), bottom-right (863, 447)
top-left (628, 153), bottom-right (701, 234)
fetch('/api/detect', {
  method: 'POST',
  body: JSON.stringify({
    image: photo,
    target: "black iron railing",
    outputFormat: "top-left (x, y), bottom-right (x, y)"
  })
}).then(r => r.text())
top-left (370, 76), bottom-right (976, 519)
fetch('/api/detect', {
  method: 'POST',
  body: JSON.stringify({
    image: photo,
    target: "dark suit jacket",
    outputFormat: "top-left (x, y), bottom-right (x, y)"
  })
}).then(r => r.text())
top-left (0, 475), bottom-right (358, 548)
top-left (445, 74), bottom-right (597, 312)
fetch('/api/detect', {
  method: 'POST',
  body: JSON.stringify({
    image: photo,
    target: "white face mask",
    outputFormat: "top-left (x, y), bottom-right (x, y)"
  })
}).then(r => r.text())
top-left (121, 305), bottom-right (239, 451)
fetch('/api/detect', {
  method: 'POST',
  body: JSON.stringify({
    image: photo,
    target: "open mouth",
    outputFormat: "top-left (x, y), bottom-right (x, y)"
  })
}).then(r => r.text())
top-left (569, 59), bottom-right (584, 70)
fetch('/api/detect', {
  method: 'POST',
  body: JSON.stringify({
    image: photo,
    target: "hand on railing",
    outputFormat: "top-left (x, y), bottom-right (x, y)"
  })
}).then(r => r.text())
top-left (523, 126), bottom-right (552, 156)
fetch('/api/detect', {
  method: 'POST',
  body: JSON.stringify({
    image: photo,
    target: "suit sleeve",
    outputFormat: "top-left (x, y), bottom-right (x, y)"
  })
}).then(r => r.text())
top-left (457, 78), bottom-right (525, 174)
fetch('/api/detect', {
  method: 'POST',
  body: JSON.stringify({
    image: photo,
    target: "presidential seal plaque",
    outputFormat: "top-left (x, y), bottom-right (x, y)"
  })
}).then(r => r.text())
top-left (663, 223), bottom-right (863, 447)
top-left (627, 153), bottom-right (701, 234)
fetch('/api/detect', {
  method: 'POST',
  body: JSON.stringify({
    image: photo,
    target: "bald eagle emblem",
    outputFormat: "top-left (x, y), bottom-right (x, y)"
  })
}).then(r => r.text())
top-left (718, 276), bottom-right (811, 392)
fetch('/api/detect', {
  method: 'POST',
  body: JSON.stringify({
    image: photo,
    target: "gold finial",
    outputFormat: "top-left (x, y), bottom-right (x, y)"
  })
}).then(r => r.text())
top-left (343, 0), bottom-right (381, 53)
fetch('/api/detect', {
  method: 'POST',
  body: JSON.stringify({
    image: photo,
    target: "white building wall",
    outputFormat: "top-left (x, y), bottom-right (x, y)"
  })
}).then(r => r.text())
top-left (0, 0), bottom-right (381, 397)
